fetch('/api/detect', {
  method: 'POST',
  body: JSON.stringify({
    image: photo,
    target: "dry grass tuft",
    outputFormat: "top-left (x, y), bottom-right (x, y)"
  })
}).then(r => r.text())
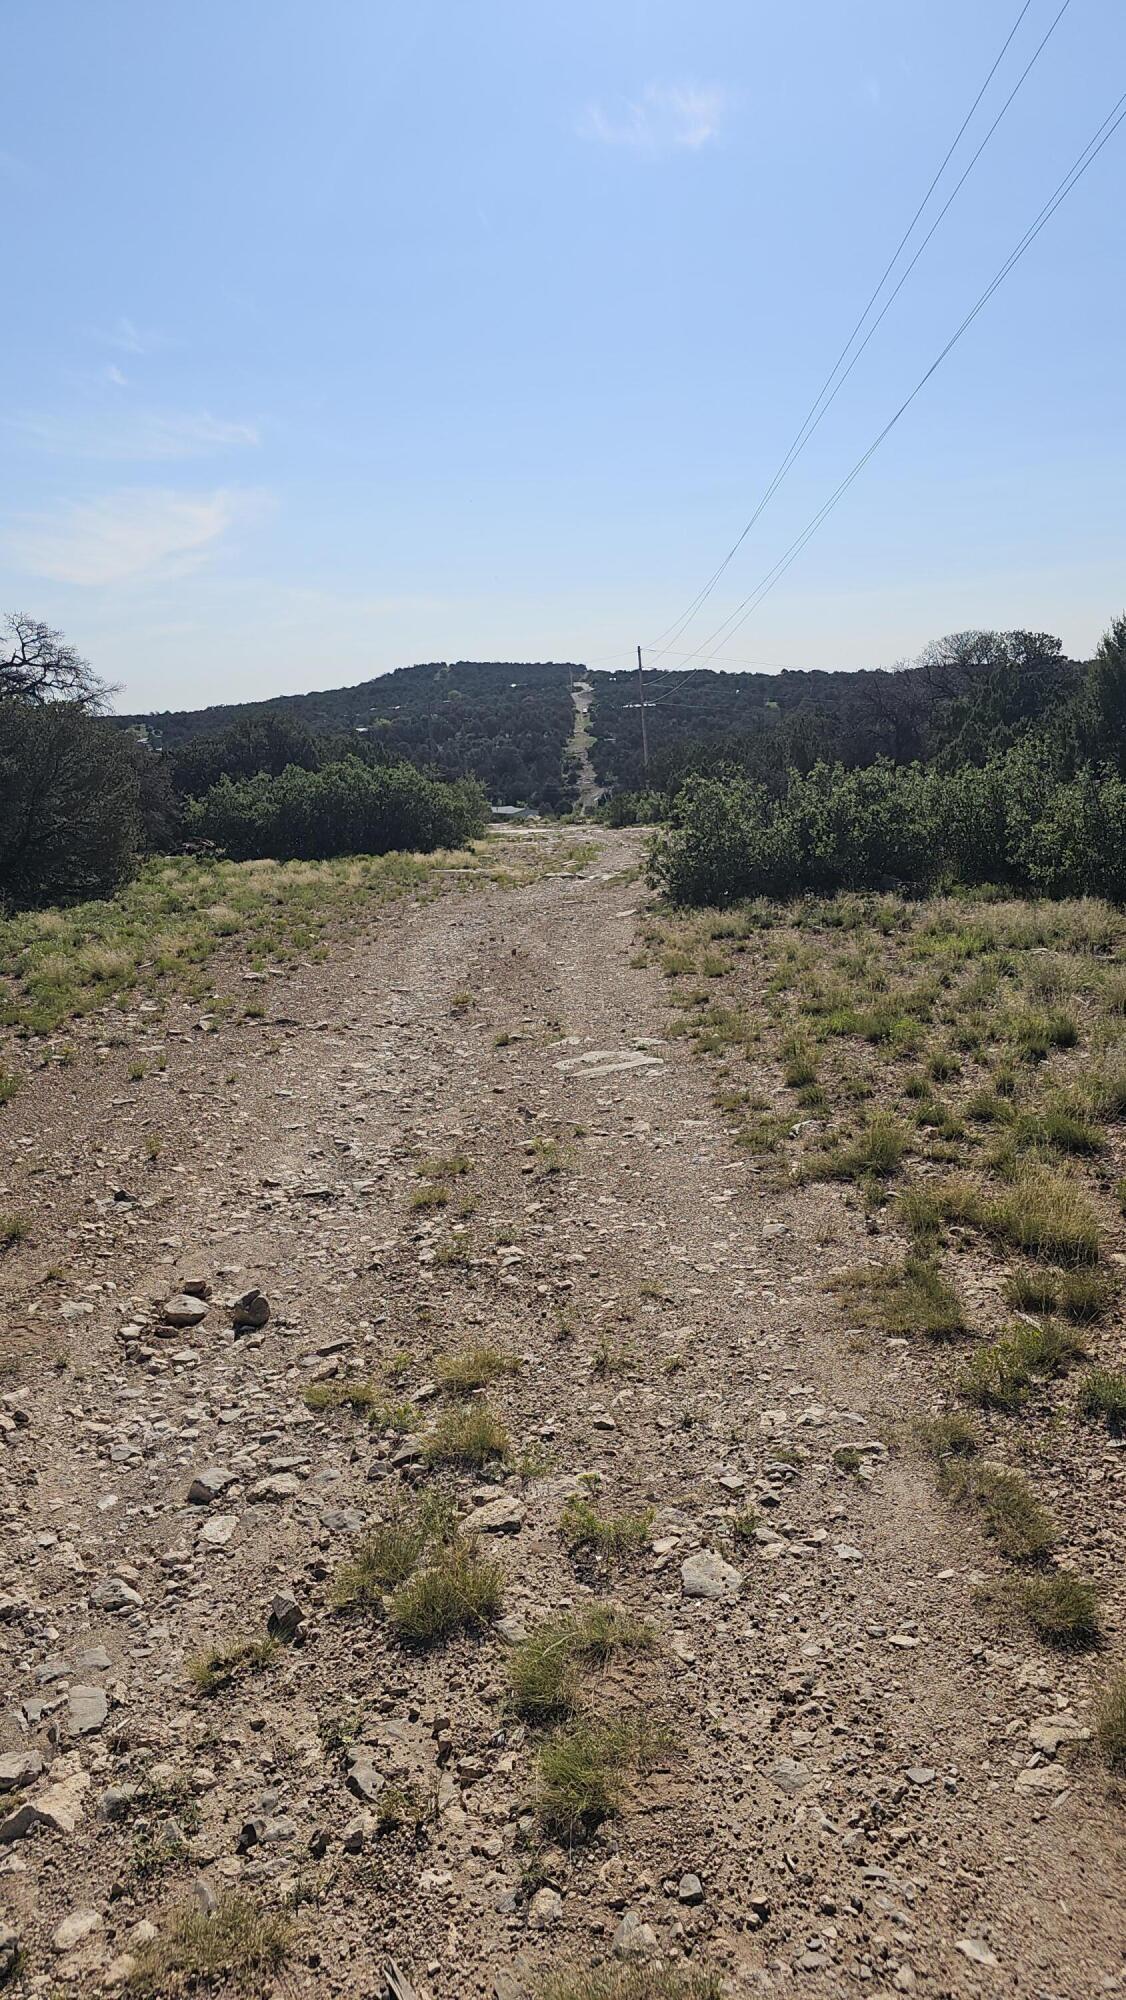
top-left (423, 1402), bottom-right (510, 1468)
top-left (434, 1344), bottom-right (520, 1393)
top-left (127, 1892), bottom-right (291, 1993)
top-left (936, 1459), bottom-right (1055, 1560)
top-left (187, 1636), bottom-right (278, 1697)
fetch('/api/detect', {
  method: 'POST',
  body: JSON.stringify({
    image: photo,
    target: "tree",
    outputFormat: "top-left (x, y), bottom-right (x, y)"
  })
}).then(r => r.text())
top-left (1085, 613), bottom-right (1126, 776)
top-left (0, 703), bottom-right (142, 909)
top-left (1, 612), bottom-right (111, 709)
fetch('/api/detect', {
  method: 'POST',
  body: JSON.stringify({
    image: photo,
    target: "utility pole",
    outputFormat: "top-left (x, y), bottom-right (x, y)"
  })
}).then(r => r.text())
top-left (637, 644), bottom-right (649, 779)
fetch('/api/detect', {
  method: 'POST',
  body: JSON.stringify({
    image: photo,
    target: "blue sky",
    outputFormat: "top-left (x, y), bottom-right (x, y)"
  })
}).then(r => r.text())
top-left (3, 0), bottom-right (1124, 710)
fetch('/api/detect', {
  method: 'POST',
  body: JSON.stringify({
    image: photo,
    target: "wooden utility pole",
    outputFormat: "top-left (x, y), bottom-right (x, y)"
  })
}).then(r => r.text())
top-left (637, 644), bottom-right (649, 778)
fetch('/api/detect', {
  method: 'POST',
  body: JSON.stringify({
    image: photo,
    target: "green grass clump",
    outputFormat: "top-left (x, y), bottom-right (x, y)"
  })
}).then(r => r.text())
top-left (127, 1892), bottom-right (291, 1994)
top-left (1077, 1367), bottom-right (1126, 1434)
top-left (434, 1344), bottom-right (520, 1393)
top-left (937, 1459), bottom-right (1055, 1560)
top-left (537, 1968), bottom-right (722, 2000)
top-left (508, 1603), bottom-right (654, 1723)
top-left (985, 1165), bottom-right (1101, 1266)
top-left (830, 1254), bottom-right (966, 1340)
top-left (810, 1114), bottom-right (910, 1183)
top-left (918, 1412), bottom-right (979, 1459)
top-left (332, 1495), bottom-right (456, 1609)
top-left (388, 1539), bottom-right (503, 1646)
top-left (0, 1212), bottom-right (29, 1249)
top-left (423, 1402), bottom-right (510, 1468)
top-left (561, 1494), bottom-right (654, 1560)
top-left (410, 1181), bottom-right (449, 1210)
top-left (1012, 1106), bottom-right (1102, 1156)
top-left (1095, 1669), bottom-right (1126, 1774)
top-left (187, 1635), bottom-right (278, 1697)
top-left (535, 1722), bottom-right (629, 1839)
top-left (1015, 1571), bottom-right (1100, 1649)
top-left (421, 1152), bottom-right (472, 1178)
top-left (1009, 1009), bottom-right (1079, 1062)
top-left (536, 1713), bottom-right (673, 1840)
top-left (1005, 1267), bottom-right (1115, 1324)
top-left (0, 1065), bottom-right (21, 1106)
top-left (781, 1035), bottom-right (818, 1089)
top-left (958, 1322), bottom-right (1086, 1412)
top-left (304, 1378), bottom-right (418, 1430)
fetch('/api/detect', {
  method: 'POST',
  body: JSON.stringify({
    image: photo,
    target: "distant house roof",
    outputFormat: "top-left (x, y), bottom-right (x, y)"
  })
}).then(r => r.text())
top-left (490, 803), bottom-right (537, 820)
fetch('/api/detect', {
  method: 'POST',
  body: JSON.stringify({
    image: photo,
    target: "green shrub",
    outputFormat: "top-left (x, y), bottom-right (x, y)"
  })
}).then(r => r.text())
top-left (185, 755), bottom-right (487, 862)
top-left (647, 753), bottom-right (1126, 907)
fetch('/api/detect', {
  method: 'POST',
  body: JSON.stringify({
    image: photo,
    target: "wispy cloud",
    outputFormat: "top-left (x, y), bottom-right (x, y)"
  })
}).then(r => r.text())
top-left (579, 82), bottom-right (726, 154)
top-left (91, 315), bottom-right (162, 357)
top-left (9, 408), bottom-right (261, 462)
top-left (5, 487), bottom-right (264, 586)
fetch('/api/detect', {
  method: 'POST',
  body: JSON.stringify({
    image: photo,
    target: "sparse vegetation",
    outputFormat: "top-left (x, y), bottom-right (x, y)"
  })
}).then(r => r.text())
top-left (332, 1496), bottom-right (456, 1609)
top-left (1013, 1571), bottom-right (1100, 1648)
top-left (434, 1344), bottom-right (520, 1393)
top-left (388, 1539), bottom-right (503, 1646)
top-left (304, 1377), bottom-right (417, 1429)
top-left (508, 1604), bottom-right (654, 1721)
top-left (561, 1494), bottom-right (654, 1559)
top-left (809, 1113), bottom-right (910, 1183)
top-left (830, 1254), bottom-right (966, 1339)
top-left (958, 1322), bottom-right (1086, 1412)
top-left (936, 1459), bottom-right (1055, 1560)
top-left (187, 1635), bottom-right (279, 1697)
top-left (537, 1967), bottom-right (722, 2000)
top-left (1078, 1368), bottom-right (1126, 1434)
top-left (423, 1402), bottom-right (510, 1468)
top-left (127, 1892), bottom-right (291, 1993)
top-left (1095, 1668), bottom-right (1126, 1774)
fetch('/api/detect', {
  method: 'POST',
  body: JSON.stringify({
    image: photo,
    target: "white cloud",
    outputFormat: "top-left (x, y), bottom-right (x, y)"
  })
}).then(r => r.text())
top-left (579, 82), bottom-right (726, 154)
top-left (5, 487), bottom-right (263, 587)
top-left (10, 408), bottom-right (261, 462)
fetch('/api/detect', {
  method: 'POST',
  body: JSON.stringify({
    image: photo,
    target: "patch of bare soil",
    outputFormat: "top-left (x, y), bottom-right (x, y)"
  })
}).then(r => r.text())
top-left (0, 833), bottom-right (1123, 1998)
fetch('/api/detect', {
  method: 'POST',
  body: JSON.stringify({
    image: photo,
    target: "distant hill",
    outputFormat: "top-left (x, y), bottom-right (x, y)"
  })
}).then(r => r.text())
top-left (119, 659), bottom-right (585, 811)
top-left (118, 634), bottom-right (1087, 811)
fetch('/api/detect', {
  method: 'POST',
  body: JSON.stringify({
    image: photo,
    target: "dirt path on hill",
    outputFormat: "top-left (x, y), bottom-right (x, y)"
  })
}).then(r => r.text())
top-left (0, 829), bottom-right (1122, 1999)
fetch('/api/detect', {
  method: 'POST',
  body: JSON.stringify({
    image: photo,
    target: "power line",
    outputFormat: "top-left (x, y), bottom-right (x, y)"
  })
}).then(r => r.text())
top-left (681, 88), bottom-right (1126, 669)
top-left (645, 0), bottom-right (1067, 665)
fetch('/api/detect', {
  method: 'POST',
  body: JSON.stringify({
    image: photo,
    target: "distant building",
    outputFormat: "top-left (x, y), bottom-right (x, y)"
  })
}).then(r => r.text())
top-left (490, 803), bottom-right (537, 822)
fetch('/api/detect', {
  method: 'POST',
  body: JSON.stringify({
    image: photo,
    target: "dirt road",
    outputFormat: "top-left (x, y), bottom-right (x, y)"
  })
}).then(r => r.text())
top-left (1, 829), bottom-right (1122, 1997)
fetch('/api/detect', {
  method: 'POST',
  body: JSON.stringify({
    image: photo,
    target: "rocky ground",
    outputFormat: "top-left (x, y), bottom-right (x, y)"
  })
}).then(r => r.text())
top-left (0, 828), bottom-right (1123, 1998)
